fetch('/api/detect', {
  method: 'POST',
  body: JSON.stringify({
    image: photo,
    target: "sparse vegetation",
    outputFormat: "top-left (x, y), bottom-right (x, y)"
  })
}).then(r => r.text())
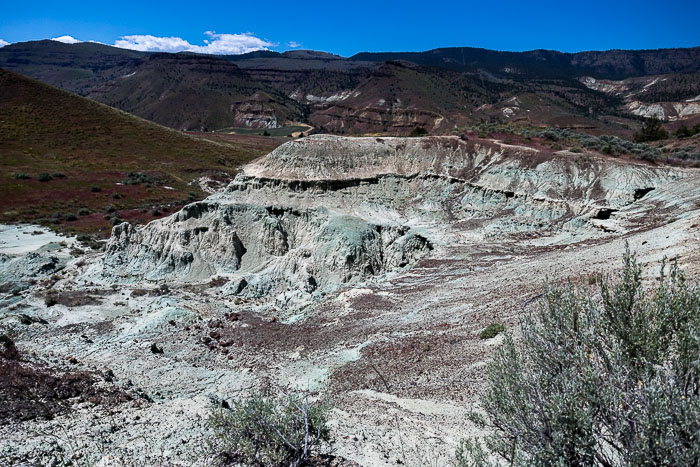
top-left (674, 123), bottom-right (700, 139)
top-left (470, 122), bottom-right (700, 164)
top-left (0, 68), bottom-right (279, 234)
top-left (209, 391), bottom-right (333, 467)
top-left (634, 116), bottom-right (669, 143)
top-left (458, 247), bottom-right (700, 466)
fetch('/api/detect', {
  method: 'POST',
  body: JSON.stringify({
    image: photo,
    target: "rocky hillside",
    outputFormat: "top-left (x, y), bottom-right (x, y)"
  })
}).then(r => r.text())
top-left (2, 135), bottom-right (700, 465)
top-left (2, 41), bottom-right (699, 134)
top-left (90, 135), bottom-right (693, 309)
top-left (86, 53), bottom-right (305, 131)
top-left (581, 73), bottom-right (700, 122)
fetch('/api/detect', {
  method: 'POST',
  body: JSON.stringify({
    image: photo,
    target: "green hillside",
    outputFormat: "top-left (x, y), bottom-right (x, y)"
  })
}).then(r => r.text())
top-left (0, 67), bottom-right (280, 234)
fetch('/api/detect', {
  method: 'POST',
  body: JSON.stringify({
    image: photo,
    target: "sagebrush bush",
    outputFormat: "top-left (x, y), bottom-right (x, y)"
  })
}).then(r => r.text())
top-left (479, 323), bottom-right (505, 339)
top-left (458, 246), bottom-right (699, 466)
top-left (209, 391), bottom-right (333, 467)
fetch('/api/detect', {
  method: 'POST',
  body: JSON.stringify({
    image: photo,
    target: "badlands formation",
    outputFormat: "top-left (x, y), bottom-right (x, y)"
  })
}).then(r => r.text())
top-left (2, 135), bottom-right (700, 465)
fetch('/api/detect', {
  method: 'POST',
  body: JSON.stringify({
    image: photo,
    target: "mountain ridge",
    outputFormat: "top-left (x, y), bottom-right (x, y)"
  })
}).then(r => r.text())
top-left (1, 40), bottom-right (698, 134)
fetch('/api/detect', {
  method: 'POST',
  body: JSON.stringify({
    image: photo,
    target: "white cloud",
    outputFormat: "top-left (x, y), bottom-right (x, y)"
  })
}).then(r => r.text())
top-left (0, 39), bottom-right (9, 47)
top-left (287, 41), bottom-right (302, 48)
top-left (114, 31), bottom-right (276, 55)
top-left (51, 35), bottom-right (80, 44)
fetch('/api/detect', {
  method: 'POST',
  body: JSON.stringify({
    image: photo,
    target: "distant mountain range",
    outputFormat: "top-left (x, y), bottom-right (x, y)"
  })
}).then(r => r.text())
top-left (2, 40), bottom-right (699, 135)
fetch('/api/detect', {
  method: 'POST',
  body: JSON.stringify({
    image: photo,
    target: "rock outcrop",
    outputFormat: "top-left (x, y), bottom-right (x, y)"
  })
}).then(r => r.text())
top-left (97, 135), bottom-right (691, 306)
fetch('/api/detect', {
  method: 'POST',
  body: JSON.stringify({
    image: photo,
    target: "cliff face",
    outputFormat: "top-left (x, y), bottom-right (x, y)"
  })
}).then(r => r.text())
top-left (96, 135), bottom-right (690, 306)
top-left (582, 74), bottom-right (700, 122)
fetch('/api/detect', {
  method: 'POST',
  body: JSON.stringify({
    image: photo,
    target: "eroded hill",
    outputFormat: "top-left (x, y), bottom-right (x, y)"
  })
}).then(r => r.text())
top-left (2, 135), bottom-right (699, 465)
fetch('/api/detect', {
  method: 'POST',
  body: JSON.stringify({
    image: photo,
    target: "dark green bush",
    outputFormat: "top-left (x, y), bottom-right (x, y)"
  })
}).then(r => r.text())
top-left (122, 172), bottom-right (159, 186)
top-left (458, 246), bottom-right (699, 466)
top-left (675, 125), bottom-right (692, 138)
top-left (90, 186), bottom-right (101, 193)
top-left (12, 172), bottom-right (31, 180)
top-left (479, 323), bottom-right (505, 339)
top-left (77, 208), bottom-right (91, 216)
top-left (37, 173), bottom-right (53, 182)
top-left (410, 127), bottom-right (429, 137)
top-left (209, 391), bottom-right (333, 466)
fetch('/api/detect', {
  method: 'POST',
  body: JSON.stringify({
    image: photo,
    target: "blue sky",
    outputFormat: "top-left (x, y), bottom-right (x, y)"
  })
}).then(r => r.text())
top-left (1, 0), bottom-right (698, 56)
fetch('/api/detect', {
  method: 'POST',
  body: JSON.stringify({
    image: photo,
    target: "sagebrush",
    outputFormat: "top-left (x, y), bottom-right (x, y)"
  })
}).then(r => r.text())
top-left (209, 391), bottom-right (333, 466)
top-left (459, 246), bottom-right (700, 466)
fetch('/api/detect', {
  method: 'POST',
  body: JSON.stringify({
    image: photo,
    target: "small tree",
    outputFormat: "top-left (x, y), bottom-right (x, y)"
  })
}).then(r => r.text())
top-left (209, 391), bottom-right (333, 466)
top-left (458, 246), bottom-right (700, 466)
top-left (634, 116), bottom-right (669, 143)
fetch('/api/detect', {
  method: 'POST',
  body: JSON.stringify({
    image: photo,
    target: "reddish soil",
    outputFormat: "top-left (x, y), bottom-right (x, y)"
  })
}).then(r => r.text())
top-left (0, 337), bottom-right (131, 424)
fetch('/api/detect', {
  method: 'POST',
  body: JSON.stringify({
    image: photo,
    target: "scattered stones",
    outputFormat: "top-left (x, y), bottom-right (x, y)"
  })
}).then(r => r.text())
top-left (16, 314), bottom-right (48, 325)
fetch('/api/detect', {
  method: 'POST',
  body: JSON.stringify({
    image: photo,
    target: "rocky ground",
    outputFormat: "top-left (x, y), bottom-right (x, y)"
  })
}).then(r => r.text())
top-left (2, 135), bottom-right (700, 466)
